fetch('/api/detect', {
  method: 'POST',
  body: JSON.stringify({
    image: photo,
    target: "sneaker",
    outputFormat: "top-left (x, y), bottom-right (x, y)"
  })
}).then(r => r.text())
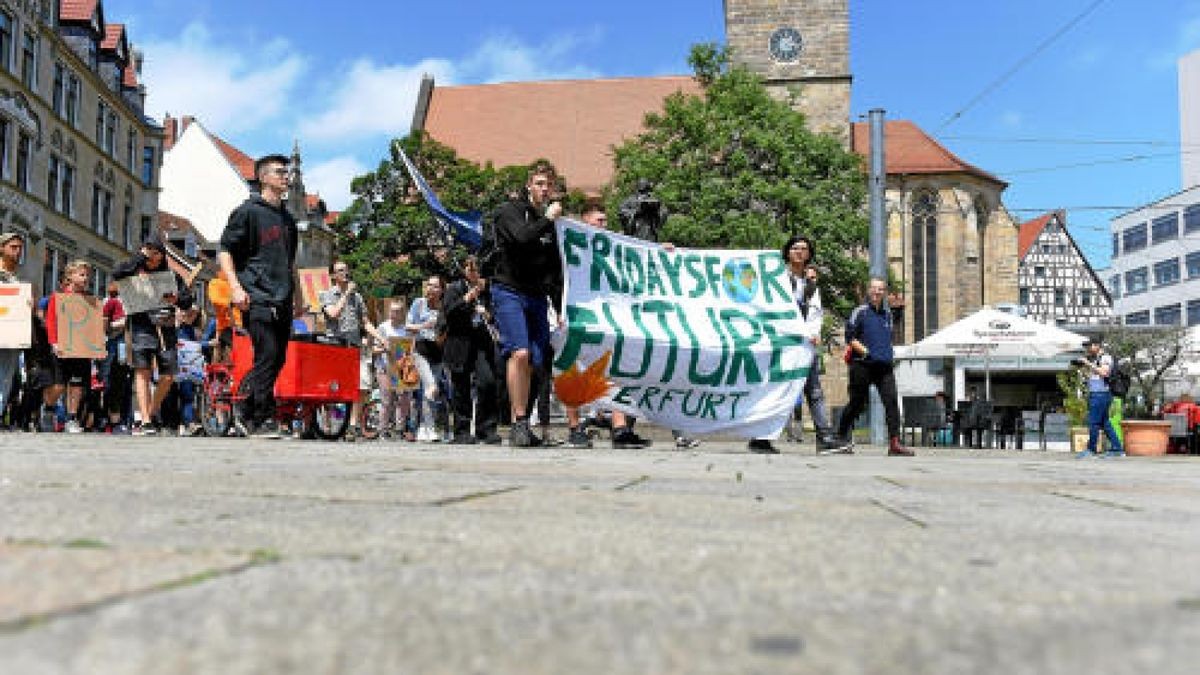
top-left (232, 413), bottom-right (252, 438)
top-left (541, 430), bottom-right (563, 447)
top-left (39, 410), bottom-right (56, 433)
top-left (111, 424), bottom-right (131, 435)
top-left (674, 436), bottom-right (701, 450)
top-left (185, 422), bottom-right (204, 437)
top-left (140, 424), bottom-right (159, 436)
top-left (440, 430), bottom-right (454, 444)
top-left (416, 425), bottom-right (436, 443)
top-left (344, 425), bottom-right (359, 443)
top-left (748, 439), bottom-right (779, 454)
top-left (130, 422), bottom-right (146, 437)
top-left (249, 420), bottom-right (282, 440)
top-left (509, 419), bottom-right (542, 448)
top-left (1102, 450), bottom-right (1126, 459)
top-left (1075, 450), bottom-right (1097, 459)
top-left (565, 426), bottom-right (593, 449)
top-left (451, 433), bottom-right (477, 445)
top-left (816, 435), bottom-right (854, 455)
top-left (477, 432), bottom-right (503, 445)
top-left (64, 419), bottom-right (83, 434)
top-left (888, 436), bottom-right (914, 457)
top-left (612, 429), bottom-right (653, 449)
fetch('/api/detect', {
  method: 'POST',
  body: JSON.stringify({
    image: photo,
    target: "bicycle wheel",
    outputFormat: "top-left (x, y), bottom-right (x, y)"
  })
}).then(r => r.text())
top-left (198, 375), bottom-right (234, 437)
top-left (311, 402), bottom-right (351, 440)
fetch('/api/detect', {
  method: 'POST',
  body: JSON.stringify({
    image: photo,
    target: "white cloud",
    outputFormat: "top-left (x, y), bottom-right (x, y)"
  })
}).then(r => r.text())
top-left (305, 155), bottom-right (369, 212)
top-left (297, 58), bottom-right (455, 143)
top-left (459, 32), bottom-right (603, 83)
top-left (140, 23), bottom-right (306, 133)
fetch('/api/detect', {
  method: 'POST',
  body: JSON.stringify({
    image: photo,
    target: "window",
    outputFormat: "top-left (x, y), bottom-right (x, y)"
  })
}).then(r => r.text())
top-left (1125, 310), bottom-right (1151, 326)
top-left (1112, 233), bottom-right (1119, 258)
top-left (105, 112), bottom-right (116, 155)
top-left (46, 155), bottom-right (60, 210)
top-left (65, 73), bottom-right (79, 126)
top-left (61, 163), bottom-right (74, 217)
top-left (1152, 213), bottom-right (1179, 244)
top-left (15, 132), bottom-right (29, 190)
top-left (126, 130), bottom-right (136, 170)
top-left (1057, 244), bottom-right (1067, 254)
top-left (42, 248), bottom-right (64, 298)
top-left (1081, 289), bottom-right (1092, 306)
top-left (91, 185), bottom-right (112, 238)
top-left (0, 11), bottom-right (12, 71)
top-left (1154, 258), bottom-right (1181, 287)
top-left (1034, 266), bottom-right (1046, 278)
top-left (0, 117), bottom-right (8, 179)
top-left (1123, 223), bottom-right (1148, 253)
top-left (1019, 287), bottom-right (1029, 305)
top-left (140, 216), bottom-right (152, 245)
top-left (1155, 304), bottom-right (1182, 326)
top-left (141, 146), bottom-right (155, 186)
top-left (1054, 288), bottom-right (1065, 306)
top-left (1124, 267), bottom-right (1149, 295)
top-left (1189, 300), bottom-right (1200, 327)
top-left (910, 188), bottom-right (939, 341)
top-left (1186, 204), bottom-right (1200, 233)
top-left (122, 203), bottom-right (132, 248)
top-left (52, 62), bottom-right (64, 115)
top-left (1109, 275), bottom-right (1120, 299)
top-left (1188, 251), bottom-right (1200, 279)
top-left (1041, 244), bottom-right (1052, 254)
top-left (20, 30), bottom-right (36, 89)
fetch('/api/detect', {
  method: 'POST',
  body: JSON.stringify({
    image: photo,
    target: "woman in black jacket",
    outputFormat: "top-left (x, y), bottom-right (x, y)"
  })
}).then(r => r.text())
top-left (440, 256), bottom-right (500, 444)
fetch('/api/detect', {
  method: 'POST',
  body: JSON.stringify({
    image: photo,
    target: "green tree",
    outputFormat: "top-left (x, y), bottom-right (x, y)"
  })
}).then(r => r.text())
top-left (607, 43), bottom-right (869, 319)
top-left (334, 132), bottom-right (585, 300)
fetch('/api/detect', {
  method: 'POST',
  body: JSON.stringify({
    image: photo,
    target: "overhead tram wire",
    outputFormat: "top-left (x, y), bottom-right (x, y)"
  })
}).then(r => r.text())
top-left (936, 0), bottom-right (1111, 133)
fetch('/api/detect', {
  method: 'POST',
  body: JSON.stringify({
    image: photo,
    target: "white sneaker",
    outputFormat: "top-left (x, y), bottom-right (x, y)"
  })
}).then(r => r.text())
top-left (64, 419), bottom-right (83, 434)
top-left (417, 425), bottom-right (435, 442)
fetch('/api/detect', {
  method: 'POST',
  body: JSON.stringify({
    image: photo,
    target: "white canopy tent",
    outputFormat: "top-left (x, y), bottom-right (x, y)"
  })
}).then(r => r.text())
top-left (896, 307), bottom-right (1089, 399)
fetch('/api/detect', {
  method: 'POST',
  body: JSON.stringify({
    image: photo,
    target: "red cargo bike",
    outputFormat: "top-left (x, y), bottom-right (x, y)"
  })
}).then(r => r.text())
top-left (196, 332), bottom-right (363, 439)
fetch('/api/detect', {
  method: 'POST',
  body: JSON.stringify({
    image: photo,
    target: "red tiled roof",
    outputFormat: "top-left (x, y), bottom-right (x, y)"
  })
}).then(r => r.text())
top-left (305, 194), bottom-right (321, 211)
top-left (122, 64), bottom-right (138, 88)
top-left (212, 135), bottom-right (256, 181)
top-left (60, 0), bottom-right (98, 22)
top-left (423, 76), bottom-right (703, 194)
top-left (851, 120), bottom-right (1006, 187)
top-left (325, 211), bottom-right (340, 226)
top-left (101, 23), bottom-right (124, 51)
top-left (1018, 211), bottom-right (1059, 260)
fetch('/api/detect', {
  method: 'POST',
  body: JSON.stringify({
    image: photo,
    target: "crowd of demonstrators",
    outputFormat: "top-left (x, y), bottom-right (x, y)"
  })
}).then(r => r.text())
top-left (406, 275), bottom-right (450, 442)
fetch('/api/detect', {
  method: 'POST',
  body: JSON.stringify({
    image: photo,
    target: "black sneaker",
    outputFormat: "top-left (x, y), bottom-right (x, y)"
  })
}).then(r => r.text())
top-left (509, 419), bottom-right (541, 448)
top-left (816, 435), bottom-right (854, 455)
top-left (748, 439), bottom-right (779, 454)
top-left (612, 429), bottom-right (653, 449)
top-left (451, 433), bottom-right (477, 445)
top-left (249, 420), bottom-right (282, 440)
top-left (477, 432), bottom-right (503, 445)
top-left (565, 426), bottom-right (593, 449)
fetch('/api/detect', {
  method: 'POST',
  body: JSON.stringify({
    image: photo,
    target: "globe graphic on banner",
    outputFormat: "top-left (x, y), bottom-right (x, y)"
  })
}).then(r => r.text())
top-left (722, 259), bottom-right (759, 304)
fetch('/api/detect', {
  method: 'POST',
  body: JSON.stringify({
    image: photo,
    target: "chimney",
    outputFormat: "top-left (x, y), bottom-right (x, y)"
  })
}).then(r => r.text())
top-left (163, 114), bottom-right (178, 151)
top-left (181, 115), bottom-right (195, 134)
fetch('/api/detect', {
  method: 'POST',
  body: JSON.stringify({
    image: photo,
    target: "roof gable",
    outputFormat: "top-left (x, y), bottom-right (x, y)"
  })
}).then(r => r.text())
top-left (211, 135), bottom-right (255, 181)
top-left (1018, 211), bottom-right (1058, 259)
top-left (851, 120), bottom-right (1006, 187)
top-left (422, 75), bottom-right (703, 194)
top-left (60, 0), bottom-right (101, 26)
top-left (101, 23), bottom-right (128, 60)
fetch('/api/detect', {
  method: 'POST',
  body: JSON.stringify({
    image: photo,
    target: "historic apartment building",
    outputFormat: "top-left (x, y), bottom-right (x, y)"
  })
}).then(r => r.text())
top-left (0, 0), bottom-right (163, 297)
top-left (1017, 210), bottom-right (1113, 326)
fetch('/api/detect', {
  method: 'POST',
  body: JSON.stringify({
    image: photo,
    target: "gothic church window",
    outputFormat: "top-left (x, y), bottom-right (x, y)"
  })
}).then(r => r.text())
top-left (911, 188), bottom-right (939, 341)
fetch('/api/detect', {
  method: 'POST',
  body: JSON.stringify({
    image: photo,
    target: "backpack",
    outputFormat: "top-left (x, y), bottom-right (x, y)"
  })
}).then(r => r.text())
top-left (1107, 360), bottom-right (1131, 398)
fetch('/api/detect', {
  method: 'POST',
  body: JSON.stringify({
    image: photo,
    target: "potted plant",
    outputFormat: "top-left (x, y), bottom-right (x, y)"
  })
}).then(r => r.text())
top-left (1105, 326), bottom-right (1189, 456)
top-left (1056, 369), bottom-right (1089, 452)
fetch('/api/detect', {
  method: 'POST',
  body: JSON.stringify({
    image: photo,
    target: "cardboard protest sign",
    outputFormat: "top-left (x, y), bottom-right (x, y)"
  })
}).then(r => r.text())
top-left (177, 339), bottom-right (205, 383)
top-left (0, 283), bottom-right (32, 348)
top-left (553, 219), bottom-right (814, 439)
top-left (116, 271), bottom-right (178, 315)
top-left (55, 294), bottom-right (106, 359)
top-left (299, 268), bottom-right (332, 313)
top-left (385, 336), bottom-right (419, 391)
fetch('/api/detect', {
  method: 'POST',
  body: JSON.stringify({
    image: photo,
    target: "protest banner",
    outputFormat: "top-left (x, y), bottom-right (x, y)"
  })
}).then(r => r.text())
top-left (299, 268), bottom-right (332, 313)
top-left (385, 336), bottom-right (420, 391)
top-left (0, 283), bottom-right (32, 348)
top-left (177, 339), bottom-right (205, 383)
top-left (54, 294), bottom-right (106, 359)
top-left (553, 219), bottom-right (813, 439)
top-left (116, 271), bottom-right (178, 315)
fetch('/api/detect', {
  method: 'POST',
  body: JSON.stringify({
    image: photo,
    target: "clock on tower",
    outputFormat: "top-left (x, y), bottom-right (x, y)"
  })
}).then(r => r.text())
top-left (723, 0), bottom-right (851, 140)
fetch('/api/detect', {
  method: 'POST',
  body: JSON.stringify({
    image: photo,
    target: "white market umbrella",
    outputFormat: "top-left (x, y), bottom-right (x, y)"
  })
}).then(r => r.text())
top-left (897, 307), bottom-right (1089, 399)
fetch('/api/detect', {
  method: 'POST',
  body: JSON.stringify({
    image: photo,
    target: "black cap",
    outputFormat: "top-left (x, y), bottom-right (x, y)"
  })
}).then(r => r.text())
top-left (142, 236), bottom-right (166, 254)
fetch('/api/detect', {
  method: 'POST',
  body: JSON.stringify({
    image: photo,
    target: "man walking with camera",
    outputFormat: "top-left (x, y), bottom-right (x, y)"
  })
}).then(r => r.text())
top-left (1072, 339), bottom-right (1125, 458)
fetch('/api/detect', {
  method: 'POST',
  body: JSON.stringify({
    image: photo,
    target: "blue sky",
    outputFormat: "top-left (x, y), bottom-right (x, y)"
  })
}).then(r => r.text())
top-left (102, 0), bottom-right (1200, 268)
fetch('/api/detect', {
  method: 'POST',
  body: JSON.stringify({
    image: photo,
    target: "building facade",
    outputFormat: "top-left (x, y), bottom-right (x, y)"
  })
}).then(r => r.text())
top-left (1108, 185), bottom-right (1200, 328)
top-left (1017, 211), bottom-right (1114, 326)
top-left (1180, 49), bottom-right (1200, 189)
top-left (0, 0), bottom-right (163, 296)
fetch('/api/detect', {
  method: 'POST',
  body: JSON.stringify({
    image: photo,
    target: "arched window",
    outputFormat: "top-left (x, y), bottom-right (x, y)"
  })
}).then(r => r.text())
top-left (911, 188), bottom-right (939, 341)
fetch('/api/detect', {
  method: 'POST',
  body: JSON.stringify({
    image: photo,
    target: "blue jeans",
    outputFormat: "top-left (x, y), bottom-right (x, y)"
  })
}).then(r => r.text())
top-left (1087, 391), bottom-right (1122, 453)
top-left (491, 282), bottom-right (550, 368)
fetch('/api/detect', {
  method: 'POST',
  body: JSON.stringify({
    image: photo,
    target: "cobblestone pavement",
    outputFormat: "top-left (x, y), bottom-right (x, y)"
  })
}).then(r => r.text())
top-left (1, 433), bottom-right (1198, 674)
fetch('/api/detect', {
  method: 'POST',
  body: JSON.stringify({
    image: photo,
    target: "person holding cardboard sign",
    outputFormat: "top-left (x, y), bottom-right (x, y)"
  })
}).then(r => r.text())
top-left (113, 237), bottom-right (195, 436)
top-left (43, 260), bottom-right (98, 434)
top-left (0, 231), bottom-right (30, 419)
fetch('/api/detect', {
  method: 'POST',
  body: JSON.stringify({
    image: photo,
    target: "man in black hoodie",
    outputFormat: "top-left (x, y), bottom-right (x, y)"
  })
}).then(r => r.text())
top-left (218, 154), bottom-right (298, 439)
top-left (489, 161), bottom-right (561, 447)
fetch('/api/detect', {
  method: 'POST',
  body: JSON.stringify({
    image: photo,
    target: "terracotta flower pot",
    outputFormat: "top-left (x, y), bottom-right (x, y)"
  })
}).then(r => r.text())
top-left (1120, 419), bottom-right (1171, 456)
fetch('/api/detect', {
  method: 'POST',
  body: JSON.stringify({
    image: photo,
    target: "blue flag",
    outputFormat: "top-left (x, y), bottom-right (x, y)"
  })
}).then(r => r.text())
top-left (395, 147), bottom-right (483, 251)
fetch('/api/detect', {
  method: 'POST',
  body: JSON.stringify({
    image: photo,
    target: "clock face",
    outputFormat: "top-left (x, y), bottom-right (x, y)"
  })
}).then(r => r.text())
top-left (768, 27), bottom-right (803, 63)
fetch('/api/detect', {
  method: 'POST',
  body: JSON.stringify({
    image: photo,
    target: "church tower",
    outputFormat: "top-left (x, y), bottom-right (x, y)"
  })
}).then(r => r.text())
top-left (723, 0), bottom-right (851, 140)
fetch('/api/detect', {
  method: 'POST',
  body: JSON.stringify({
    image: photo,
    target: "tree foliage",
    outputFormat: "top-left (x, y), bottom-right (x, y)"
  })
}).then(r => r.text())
top-left (607, 44), bottom-right (870, 318)
top-left (333, 132), bottom-right (585, 300)
top-left (1103, 325), bottom-right (1190, 418)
